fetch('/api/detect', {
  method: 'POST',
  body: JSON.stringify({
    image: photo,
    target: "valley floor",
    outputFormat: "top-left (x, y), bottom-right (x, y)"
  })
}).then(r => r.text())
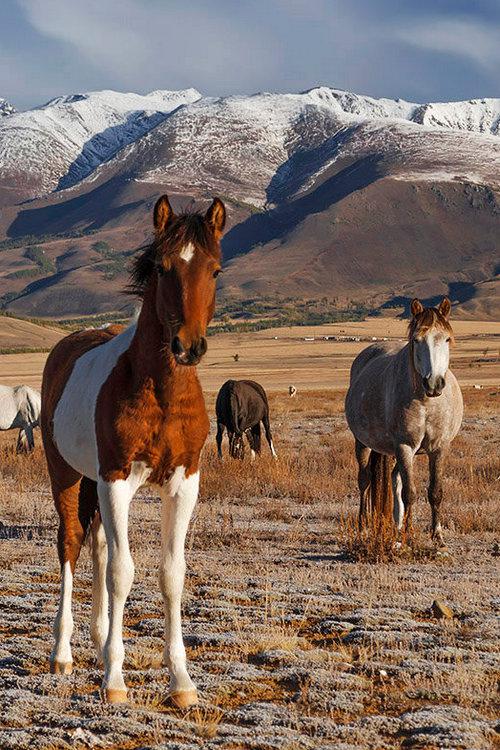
top-left (0, 390), bottom-right (498, 750)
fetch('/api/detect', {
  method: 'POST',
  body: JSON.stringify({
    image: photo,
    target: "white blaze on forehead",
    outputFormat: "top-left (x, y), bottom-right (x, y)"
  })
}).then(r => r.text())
top-left (180, 242), bottom-right (195, 263)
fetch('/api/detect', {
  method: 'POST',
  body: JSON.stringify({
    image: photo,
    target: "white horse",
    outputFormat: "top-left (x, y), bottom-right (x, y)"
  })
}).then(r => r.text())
top-left (0, 384), bottom-right (41, 452)
top-left (345, 299), bottom-right (463, 543)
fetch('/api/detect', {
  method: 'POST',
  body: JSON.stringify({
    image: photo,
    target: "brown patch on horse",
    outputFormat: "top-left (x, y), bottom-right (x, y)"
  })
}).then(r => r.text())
top-left (41, 325), bottom-right (123, 569)
top-left (94, 298), bottom-right (209, 485)
top-left (407, 298), bottom-right (454, 343)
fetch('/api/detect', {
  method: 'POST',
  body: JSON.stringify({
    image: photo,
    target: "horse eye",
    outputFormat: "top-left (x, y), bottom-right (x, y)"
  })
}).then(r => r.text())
top-left (213, 269), bottom-right (222, 278)
top-left (157, 266), bottom-right (165, 277)
top-left (446, 337), bottom-right (450, 343)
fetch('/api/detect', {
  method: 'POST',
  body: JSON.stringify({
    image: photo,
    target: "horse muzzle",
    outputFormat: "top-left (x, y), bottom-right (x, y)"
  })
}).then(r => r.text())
top-left (171, 335), bottom-right (207, 366)
top-left (423, 375), bottom-right (445, 398)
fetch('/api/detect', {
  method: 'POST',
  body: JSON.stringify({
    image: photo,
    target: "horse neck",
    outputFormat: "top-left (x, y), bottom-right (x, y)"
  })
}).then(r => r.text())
top-left (127, 289), bottom-right (199, 402)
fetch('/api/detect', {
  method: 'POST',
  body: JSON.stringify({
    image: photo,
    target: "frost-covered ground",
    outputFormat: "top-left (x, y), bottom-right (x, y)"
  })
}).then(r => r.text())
top-left (0, 390), bottom-right (498, 749)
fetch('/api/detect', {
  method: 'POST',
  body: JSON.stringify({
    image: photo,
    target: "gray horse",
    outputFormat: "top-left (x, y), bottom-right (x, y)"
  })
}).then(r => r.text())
top-left (345, 298), bottom-right (463, 544)
top-left (0, 384), bottom-right (41, 452)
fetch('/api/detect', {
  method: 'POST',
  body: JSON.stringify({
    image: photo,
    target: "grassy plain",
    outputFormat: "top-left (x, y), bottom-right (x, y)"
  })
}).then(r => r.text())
top-left (0, 318), bottom-right (498, 749)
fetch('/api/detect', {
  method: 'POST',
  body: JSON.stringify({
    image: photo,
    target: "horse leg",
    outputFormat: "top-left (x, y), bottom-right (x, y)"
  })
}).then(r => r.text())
top-left (395, 445), bottom-right (417, 535)
top-left (249, 423), bottom-right (261, 461)
top-left (262, 414), bottom-right (277, 459)
top-left (25, 424), bottom-right (35, 451)
top-left (355, 439), bottom-right (371, 529)
top-left (50, 473), bottom-right (85, 675)
top-left (428, 449), bottom-right (446, 546)
top-left (391, 464), bottom-right (404, 530)
top-left (216, 422), bottom-right (225, 459)
top-left (16, 428), bottom-right (28, 453)
top-left (159, 469), bottom-right (199, 708)
top-left (90, 513), bottom-right (108, 666)
top-left (98, 476), bottom-right (137, 704)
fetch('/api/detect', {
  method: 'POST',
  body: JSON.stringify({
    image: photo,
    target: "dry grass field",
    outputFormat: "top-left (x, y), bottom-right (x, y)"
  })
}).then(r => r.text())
top-left (0, 318), bottom-right (499, 749)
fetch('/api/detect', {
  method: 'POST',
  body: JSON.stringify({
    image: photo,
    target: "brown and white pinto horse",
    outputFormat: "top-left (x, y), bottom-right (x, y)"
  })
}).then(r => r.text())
top-left (41, 195), bottom-right (225, 706)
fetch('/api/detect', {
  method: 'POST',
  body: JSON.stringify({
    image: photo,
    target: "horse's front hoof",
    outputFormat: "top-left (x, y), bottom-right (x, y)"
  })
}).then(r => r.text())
top-left (104, 688), bottom-right (128, 704)
top-left (50, 660), bottom-right (73, 675)
top-left (168, 689), bottom-right (198, 709)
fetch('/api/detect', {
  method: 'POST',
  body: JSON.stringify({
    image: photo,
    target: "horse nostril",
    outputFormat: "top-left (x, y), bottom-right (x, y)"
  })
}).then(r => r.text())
top-left (172, 336), bottom-right (185, 356)
top-left (191, 337), bottom-right (208, 359)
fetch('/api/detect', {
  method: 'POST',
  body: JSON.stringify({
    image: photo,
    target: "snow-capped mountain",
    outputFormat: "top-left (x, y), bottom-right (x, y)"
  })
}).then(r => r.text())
top-left (0, 86), bottom-right (498, 320)
top-left (77, 87), bottom-right (500, 210)
top-left (0, 98), bottom-right (16, 117)
top-left (0, 88), bottom-right (200, 200)
top-left (1, 86), bottom-right (500, 207)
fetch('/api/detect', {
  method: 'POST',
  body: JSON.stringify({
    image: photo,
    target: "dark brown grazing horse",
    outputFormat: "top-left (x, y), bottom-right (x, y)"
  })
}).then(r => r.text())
top-left (41, 195), bottom-right (225, 707)
top-left (215, 379), bottom-right (277, 460)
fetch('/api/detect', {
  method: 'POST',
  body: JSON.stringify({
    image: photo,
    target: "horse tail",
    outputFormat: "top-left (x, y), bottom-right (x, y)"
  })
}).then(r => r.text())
top-left (369, 452), bottom-right (393, 519)
top-left (228, 387), bottom-right (244, 458)
top-left (78, 476), bottom-right (99, 541)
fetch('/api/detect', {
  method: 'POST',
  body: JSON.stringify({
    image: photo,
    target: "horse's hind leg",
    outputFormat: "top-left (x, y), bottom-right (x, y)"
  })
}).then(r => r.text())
top-left (249, 423), bottom-right (261, 460)
top-left (50, 472), bottom-right (85, 674)
top-left (216, 422), bottom-right (225, 459)
top-left (355, 439), bottom-right (371, 529)
top-left (90, 512), bottom-right (108, 666)
top-left (428, 449), bottom-right (446, 546)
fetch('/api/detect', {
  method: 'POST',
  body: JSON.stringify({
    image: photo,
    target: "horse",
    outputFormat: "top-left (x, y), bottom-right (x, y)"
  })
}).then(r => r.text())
top-left (40, 194), bottom-right (226, 707)
top-left (215, 379), bottom-right (277, 460)
top-left (0, 384), bottom-right (41, 452)
top-left (345, 298), bottom-right (463, 544)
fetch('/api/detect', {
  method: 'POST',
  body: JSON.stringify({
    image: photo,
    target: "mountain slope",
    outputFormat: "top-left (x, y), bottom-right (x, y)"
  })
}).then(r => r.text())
top-left (0, 88), bottom-right (200, 203)
top-left (0, 86), bottom-right (499, 319)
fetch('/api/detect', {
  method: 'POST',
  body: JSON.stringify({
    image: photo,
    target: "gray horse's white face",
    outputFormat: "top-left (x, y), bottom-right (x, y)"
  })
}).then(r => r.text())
top-left (412, 330), bottom-right (451, 397)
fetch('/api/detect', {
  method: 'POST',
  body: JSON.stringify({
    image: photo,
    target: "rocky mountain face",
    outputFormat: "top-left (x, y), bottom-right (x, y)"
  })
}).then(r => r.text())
top-left (0, 98), bottom-right (16, 117)
top-left (0, 87), bottom-right (498, 318)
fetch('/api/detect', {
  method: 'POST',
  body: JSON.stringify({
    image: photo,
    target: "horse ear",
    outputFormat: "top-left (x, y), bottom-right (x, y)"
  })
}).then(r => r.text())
top-left (205, 198), bottom-right (226, 238)
top-left (437, 297), bottom-right (451, 319)
top-left (410, 298), bottom-right (423, 317)
top-left (153, 195), bottom-right (174, 234)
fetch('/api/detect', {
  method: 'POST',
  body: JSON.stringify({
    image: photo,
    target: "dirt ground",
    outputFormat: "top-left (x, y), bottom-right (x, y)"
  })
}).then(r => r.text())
top-left (0, 381), bottom-right (499, 749)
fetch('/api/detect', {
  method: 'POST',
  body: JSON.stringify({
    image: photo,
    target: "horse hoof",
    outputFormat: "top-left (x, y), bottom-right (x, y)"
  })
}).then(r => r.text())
top-left (168, 689), bottom-right (198, 709)
top-left (50, 661), bottom-right (73, 675)
top-left (104, 688), bottom-right (128, 704)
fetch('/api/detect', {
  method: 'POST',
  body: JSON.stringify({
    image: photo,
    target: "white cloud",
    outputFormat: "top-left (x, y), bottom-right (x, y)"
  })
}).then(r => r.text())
top-left (17, 0), bottom-right (277, 93)
top-left (396, 17), bottom-right (500, 72)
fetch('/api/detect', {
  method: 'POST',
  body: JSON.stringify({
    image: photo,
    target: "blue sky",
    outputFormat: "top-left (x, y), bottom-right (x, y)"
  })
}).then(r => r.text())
top-left (1, 0), bottom-right (499, 110)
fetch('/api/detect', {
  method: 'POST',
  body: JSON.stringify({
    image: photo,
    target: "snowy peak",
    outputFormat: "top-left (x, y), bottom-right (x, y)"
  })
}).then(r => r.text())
top-left (0, 98), bottom-right (16, 117)
top-left (411, 99), bottom-right (500, 136)
top-left (0, 87), bottom-right (201, 198)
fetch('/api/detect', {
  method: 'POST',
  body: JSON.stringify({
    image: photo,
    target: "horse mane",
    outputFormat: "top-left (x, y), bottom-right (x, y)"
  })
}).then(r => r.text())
top-left (127, 212), bottom-right (217, 298)
top-left (407, 306), bottom-right (454, 344)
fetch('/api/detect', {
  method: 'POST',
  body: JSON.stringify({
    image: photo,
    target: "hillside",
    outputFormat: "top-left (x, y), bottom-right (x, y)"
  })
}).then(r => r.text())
top-left (0, 86), bottom-right (498, 319)
top-left (0, 315), bottom-right (64, 352)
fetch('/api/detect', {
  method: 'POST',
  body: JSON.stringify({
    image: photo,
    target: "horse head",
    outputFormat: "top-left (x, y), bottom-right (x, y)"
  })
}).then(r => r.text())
top-left (130, 195), bottom-right (225, 365)
top-left (408, 297), bottom-right (454, 397)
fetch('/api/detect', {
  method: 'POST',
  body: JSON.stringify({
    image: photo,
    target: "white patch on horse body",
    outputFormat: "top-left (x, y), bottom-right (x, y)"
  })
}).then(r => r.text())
top-left (51, 560), bottom-right (73, 666)
top-left (179, 242), bottom-right (195, 263)
top-left (53, 323), bottom-right (137, 481)
top-left (159, 467), bottom-right (199, 696)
